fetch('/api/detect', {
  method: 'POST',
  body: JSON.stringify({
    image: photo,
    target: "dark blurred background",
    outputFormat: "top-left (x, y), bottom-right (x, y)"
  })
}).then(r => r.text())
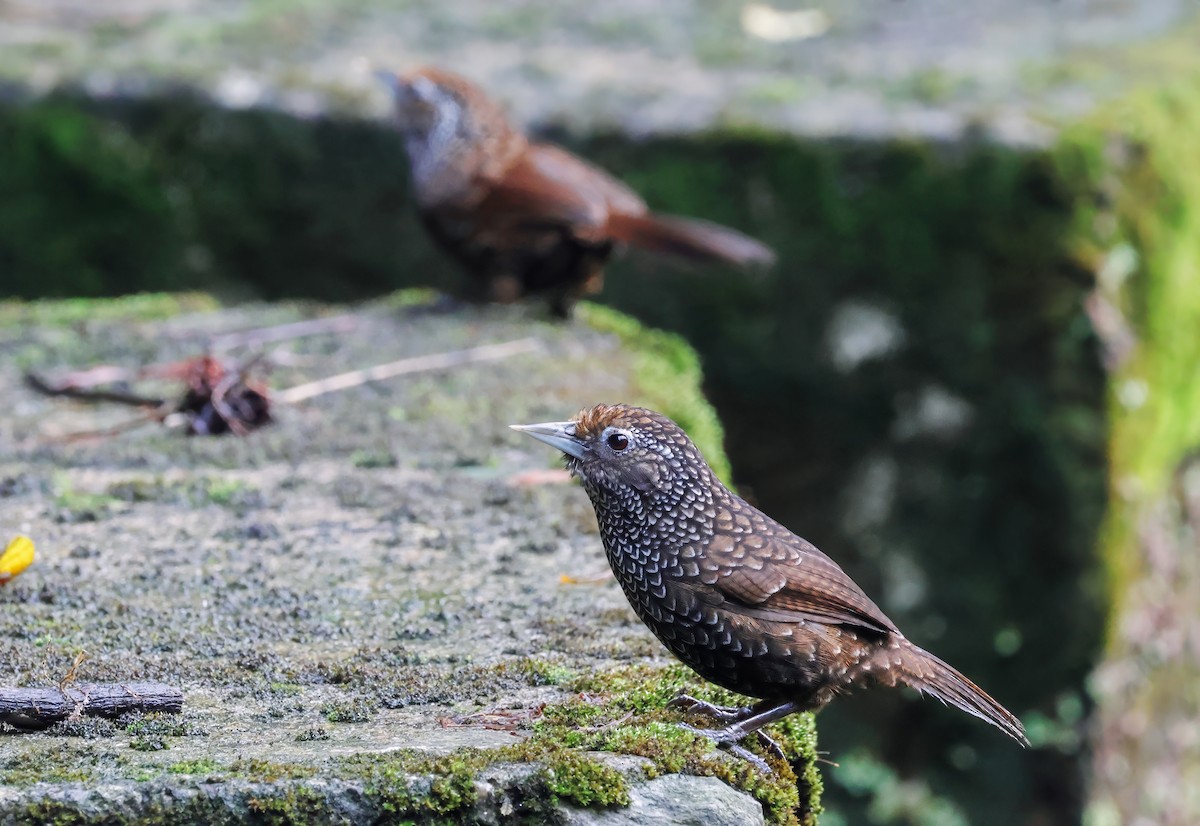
top-left (3, 2), bottom-right (1199, 824)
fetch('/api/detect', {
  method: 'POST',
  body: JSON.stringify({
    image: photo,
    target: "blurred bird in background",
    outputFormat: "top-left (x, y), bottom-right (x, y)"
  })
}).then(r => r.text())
top-left (378, 67), bottom-right (776, 316)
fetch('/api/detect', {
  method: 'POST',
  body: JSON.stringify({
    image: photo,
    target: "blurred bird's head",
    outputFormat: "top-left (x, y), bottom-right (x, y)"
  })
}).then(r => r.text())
top-left (377, 67), bottom-right (461, 144)
top-left (511, 404), bottom-right (715, 501)
top-left (376, 67), bottom-right (508, 162)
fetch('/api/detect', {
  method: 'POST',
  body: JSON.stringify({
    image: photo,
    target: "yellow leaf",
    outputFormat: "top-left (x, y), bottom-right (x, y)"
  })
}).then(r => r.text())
top-left (0, 535), bottom-right (35, 584)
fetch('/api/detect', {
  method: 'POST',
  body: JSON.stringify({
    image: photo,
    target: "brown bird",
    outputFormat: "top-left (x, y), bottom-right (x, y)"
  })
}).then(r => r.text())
top-left (377, 67), bottom-right (775, 316)
top-left (512, 404), bottom-right (1026, 770)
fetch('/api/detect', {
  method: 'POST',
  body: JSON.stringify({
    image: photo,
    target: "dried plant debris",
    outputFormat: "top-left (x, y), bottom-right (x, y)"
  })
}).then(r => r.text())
top-left (26, 354), bottom-right (272, 439)
top-left (170, 355), bottom-right (272, 436)
top-left (23, 313), bottom-right (539, 440)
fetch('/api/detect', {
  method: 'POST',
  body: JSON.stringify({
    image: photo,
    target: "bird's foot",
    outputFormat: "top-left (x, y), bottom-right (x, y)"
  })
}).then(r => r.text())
top-left (667, 693), bottom-right (752, 723)
top-left (678, 723), bottom-right (784, 774)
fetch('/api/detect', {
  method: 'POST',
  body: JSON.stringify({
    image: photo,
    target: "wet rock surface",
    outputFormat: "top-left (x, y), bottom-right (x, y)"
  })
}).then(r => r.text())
top-left (559, 773), bottom-right (767, 826)
top-left (0, 295), bottom-right (781, 822)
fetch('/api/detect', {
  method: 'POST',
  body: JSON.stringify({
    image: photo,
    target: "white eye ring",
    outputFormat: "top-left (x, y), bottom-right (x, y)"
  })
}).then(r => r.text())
top-left (602, 428), bottom-right (632, 452)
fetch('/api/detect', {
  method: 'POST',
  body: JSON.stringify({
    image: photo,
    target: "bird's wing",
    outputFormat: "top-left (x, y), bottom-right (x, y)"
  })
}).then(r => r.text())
top-left (526, 143), bottom-right (648, 216)
top-left (698, 506), bottom-right (898, 635)
top-left (477, 143), bottom-right (646, 239)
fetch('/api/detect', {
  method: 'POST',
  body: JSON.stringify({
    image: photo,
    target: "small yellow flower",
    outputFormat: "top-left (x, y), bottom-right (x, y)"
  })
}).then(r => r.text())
top-left (0, 535), bottom-right (35, 584)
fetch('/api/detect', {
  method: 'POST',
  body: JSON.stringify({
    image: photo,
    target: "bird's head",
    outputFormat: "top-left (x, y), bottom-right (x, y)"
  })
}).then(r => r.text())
top-left (511, 404), bottom-right (714, 499)
top-left (377, 67), bottom-right (461, 142)
top-left (375, 66), bottom-right (518, 205)
top-left (376, 66), bottom-right (509, 160)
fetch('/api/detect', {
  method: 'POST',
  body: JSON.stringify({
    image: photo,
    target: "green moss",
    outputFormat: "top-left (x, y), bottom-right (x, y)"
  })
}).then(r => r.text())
top-left (380, 288), bottom-right (444, 309)
top-left (167, 758), bottom-right (221, 776)
top-left (125, 712), bottom-right (203, 739)
top-left (512, 657), bottom-right (574, 687)
top-left (342, 749), bottom-right (486, 819)
top-left (0, 103), bottom-right (184, 299)
top-left (560, 663), bottom-right (820, 825)
top-left (294, 727), bottom-right (330, 742)
top-left (128, 736), bottom-right (169, 752)
top-left (1053, 66), bottom-right (1200, 826)
top-left (0, 292), bottom-right (219, 327)
top-left (320, 696), bottom-right (378, 724)
top-left (1057, 74), bottom-right (1200, 612)
top-left (10, 801), bottom-right (92, 826)
top-left (579, 303), bottom-right (732, 484)
top-left (53, 475), bottom-right (120, 522)
top-left (350, 449), bottom-right (399, 469)
top-left (1, 748), bottom-right (97, 785)
top-left (203, 478), bottom-right (260, 508)
top-left (228, 759), bottom-right (318, 781)
top-left (325, 661), bottom-right (820, 824)
top-left (47, 718), bottom-right (119, 739)
top-left (541, 750), bottom-right (631, 808)
top-left (246, 787), bottom-right (329, 826)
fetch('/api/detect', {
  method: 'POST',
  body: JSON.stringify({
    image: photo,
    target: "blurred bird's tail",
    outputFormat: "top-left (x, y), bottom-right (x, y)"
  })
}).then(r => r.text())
top-left (882, 639), bottom-right (1029, 746)
top-left (607, 212), bottom-right (776, 267)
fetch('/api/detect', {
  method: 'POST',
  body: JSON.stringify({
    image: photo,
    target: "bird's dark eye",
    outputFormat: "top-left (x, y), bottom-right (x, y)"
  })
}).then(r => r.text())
top-left (606, 432), bottom-right (630, 452)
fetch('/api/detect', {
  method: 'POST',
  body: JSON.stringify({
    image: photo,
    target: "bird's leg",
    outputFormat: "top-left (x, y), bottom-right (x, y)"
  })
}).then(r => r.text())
top-left (547, 290), bottom-right (575, 319)
top-left (678, 699), bottom-right (802, 773)
top-left (668, 692), bottom-right (753, 723)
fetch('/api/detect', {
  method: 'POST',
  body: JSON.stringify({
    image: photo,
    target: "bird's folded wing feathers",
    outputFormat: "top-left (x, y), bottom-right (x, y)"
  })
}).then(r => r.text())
top-left (710, 532), bottom-right (898, 635)
top-left (478, 143), bottom-right (646, 238)
top-left (525, 143), bottom-right (648, 216)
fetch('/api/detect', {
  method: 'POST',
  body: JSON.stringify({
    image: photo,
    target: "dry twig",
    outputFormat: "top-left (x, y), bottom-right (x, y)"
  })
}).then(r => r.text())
top-left (275, 338), bottom-right (541, 404)
top-left (0, 682), bottom-right (183, 731)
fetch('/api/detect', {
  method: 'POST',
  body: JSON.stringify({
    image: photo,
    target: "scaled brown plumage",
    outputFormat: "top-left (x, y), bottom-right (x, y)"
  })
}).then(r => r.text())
top-left (513, 404), bottom-right (1027, 769)
top-left (378, 67), bottom-right (775, 316)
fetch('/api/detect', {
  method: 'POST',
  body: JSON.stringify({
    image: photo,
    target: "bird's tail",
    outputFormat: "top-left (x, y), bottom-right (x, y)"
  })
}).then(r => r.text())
top-left (606, 212), bottom-right (776, 267)
top-left (883, 639), bottom-right (1028, 746)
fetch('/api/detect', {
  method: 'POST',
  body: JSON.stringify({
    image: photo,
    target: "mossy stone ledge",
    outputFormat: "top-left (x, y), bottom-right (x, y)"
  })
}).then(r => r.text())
top-left (0, 294), bottom-right (820, 825)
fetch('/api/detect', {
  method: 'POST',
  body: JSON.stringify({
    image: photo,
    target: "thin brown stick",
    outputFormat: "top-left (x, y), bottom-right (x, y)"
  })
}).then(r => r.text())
top-left (275, 338), bottom-right (541, 405)
top-left (47, 408), bottom-right (173, 444)
top-left (24, 372), bottom-right (165, 408)
top-left (0, 682), bottom-right (183, 730)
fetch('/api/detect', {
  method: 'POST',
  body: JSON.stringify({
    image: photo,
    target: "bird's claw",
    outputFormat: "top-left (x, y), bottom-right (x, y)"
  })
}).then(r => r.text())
top-left (668, 692), bottom-right (752, 723)
top-left (678, 723), bottom-right (776, 774)
top-left (753, 729), bottom-right (787, 762)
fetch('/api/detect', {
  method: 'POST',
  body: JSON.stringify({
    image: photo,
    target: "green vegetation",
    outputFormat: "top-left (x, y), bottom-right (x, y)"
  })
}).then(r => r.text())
top-left (1056, 74), bottom-right (1200, 603)
top-left (0, 292), bottom-right (218, 327)
top-left (167, 758), bottom-right (221, 775)
top-left (202, 477), bottom-right (260, 508)
top-left (334, 662), bottom-right (820, 825)
top-left (0, 93), bottom-right (438, 303)
top-left (1055, 71), bottom-right (1200, 824)
top-left (0, 743), bottom-right (102, 785)
top-left (245, 786), bottom-right (329, 826)
top-left (53, 474), bottom-right (121, 522)
top-left (319, 696), bottom-right (377, 724)
top-left (125, 713), bottom-right (205, 739)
